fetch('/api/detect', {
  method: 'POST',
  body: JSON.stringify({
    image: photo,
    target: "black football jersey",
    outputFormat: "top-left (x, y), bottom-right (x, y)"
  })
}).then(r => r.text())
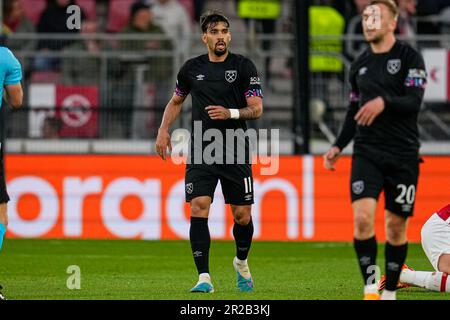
top-left (175, 53), bottom-right (263, 165)
top-left (335, 41), bottom-right (427, 158)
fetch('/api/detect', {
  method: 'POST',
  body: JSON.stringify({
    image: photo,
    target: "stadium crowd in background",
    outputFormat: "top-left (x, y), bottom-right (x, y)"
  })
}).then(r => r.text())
top-left (120, 1), bottom-right (172, 138)
top-left (61, 19), bottom-right (103, 85)
top-left (3, 0), bottom-right (450, 64)
top-left (1, 0), bottom-right (35, 52)
top-left (1, 0), bottom-right (450, 140)
top-left (152, 0), bottom-right (192, 57)
top-left (35, 0), bottom-right (85, 71)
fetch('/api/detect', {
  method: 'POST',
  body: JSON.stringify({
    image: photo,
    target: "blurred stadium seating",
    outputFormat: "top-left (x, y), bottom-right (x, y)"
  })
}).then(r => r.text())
top-left (106, 0), bottom-right (135, 33)
top-left (18, 0), bottom-right (47, 25)
top-left (3, 0), bottom-right (450, 155)
top-left (76, 0), bottom-right (97, 21)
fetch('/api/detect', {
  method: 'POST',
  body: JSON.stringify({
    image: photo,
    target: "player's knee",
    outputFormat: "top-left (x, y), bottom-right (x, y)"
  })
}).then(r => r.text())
top-left (386, 231), bottom-right (405, 244)
top-left (234, 213), bottom-right (251, 226)
top-left (233, 208), bottom-right (252, 226)
top-left (386, 216), bottom-right (407, 244)
top-left (190, 199), bottom-right (210, 218)
top-left (354, 209), bottom-right (374, 236)
top-left (385, 226), bottom-right (406, 244)
top-left (438, 255), bottom-right (450, 274)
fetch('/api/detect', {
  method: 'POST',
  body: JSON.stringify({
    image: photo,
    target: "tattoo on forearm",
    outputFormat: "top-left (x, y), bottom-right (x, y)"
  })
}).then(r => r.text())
top-left (238, 105), bottom-right (260, 120)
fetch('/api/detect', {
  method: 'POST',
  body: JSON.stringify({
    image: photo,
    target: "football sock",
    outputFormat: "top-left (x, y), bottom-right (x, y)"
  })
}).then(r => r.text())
top-left (190, 217), bottom-right (210, 275)
top-left (233, 218), bottom-right (254, 261)
top-left (400, 269), bottom-right (450, 292)
top-left (354, 236), bottom-right (378, 286)
top-left (0, 223), bottom-right (6, 251)
top-left (381, 289), bottom-right (396, 300)
top-left (198, 273), bottom-right (212, 284)
top-left (385, 242), bottom-right (408, 291)
top-left (363, 284), bottom-right (379, 295)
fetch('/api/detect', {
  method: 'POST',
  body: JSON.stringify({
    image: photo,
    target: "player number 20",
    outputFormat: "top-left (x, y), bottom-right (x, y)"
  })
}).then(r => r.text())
top-left (395, 184), bottom-right (416, 205)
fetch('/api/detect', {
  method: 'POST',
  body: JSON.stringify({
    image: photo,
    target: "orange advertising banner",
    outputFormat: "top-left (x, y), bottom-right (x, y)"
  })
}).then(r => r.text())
top-left (4, 155), bottom-right (449, 241)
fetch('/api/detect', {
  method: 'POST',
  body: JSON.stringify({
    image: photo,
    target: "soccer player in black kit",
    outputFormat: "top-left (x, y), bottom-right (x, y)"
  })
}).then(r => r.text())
top-left (155, 11), bottom-right (263, 293)
top-left (323, 0), bottom-right (427, 300)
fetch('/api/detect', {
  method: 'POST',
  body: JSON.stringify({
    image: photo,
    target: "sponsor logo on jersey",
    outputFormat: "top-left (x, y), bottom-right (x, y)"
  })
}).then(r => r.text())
top-left (225, 70), bottom-right (237, 83)
top-left (387, 59), bottom-right (401, 75)
top-left (407, 68), bottom-right (427, 79)
top-left (196, 74), bottom-right (205, 81)
top-left (250, 77), bottom-right (261, 85)
top-left (352, 180), bottom-right (365, 195)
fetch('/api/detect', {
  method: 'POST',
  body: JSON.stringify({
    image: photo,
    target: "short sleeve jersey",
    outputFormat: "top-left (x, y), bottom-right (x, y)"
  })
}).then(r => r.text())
top-left (0, 47), bottom-right (22, 143)
top-left (0, 47), bottom-right (22, 109)
top-left (175, 53), bottom-right (263, 164)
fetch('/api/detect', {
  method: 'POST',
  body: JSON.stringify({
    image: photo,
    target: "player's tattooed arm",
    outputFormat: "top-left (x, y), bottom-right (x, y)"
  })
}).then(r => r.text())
top-left (238, 96), bottom-right (263, 120)
top-left (206, 97), bottom-right (263, 120)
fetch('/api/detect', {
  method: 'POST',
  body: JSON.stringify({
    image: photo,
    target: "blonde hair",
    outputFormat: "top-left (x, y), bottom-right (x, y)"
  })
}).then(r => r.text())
top-left (370, 0), bottom-right (399, 20)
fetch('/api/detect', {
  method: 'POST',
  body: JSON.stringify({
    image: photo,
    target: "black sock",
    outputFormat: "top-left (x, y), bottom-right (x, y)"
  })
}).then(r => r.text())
top-left (354, 236), bottom-right (378, 286)
top-left (233, 218), bottom-right (254, 261)
top-left (385, 242), bottom-right (408, 291)
top-left (189, 217), bottom-right (210, 275)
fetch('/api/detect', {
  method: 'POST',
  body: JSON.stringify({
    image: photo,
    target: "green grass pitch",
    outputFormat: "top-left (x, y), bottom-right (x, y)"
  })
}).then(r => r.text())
top-left (1, 239), bottom-right (448, 300)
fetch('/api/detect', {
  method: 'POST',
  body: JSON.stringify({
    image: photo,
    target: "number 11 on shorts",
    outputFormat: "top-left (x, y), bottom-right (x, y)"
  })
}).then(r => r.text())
top-left (244, 177), bottom-right (252, 194)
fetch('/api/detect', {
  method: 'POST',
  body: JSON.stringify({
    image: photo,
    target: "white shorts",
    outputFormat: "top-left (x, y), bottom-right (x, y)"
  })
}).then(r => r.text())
top-left (421, 213), bottom-right (450, 271)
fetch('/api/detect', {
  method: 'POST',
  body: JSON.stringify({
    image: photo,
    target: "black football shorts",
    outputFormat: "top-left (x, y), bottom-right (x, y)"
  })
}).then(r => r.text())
top-left (185, 164), bottom-right (254, 205)
top-left (0, 143), bottom-right (10, 204)
top-left (350, 153), bottom-right (421, 217)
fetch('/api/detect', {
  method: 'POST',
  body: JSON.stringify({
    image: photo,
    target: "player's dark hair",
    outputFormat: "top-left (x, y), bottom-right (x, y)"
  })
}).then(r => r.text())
top-left (200, 10), bottom-right (230, 33)
top-left (370, 0), bottom-right (399, 20)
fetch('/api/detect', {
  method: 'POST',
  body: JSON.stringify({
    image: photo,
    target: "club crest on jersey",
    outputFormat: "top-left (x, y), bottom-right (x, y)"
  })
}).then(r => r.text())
top-left (387, 59), bottom-right (401, 75)
top-left (225, 70), bottom-right (237, 83)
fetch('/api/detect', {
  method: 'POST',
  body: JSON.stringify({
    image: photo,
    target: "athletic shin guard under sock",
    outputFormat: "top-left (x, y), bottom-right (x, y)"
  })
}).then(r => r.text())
top-left (189, 217), bottom-right (210, 275)
top-left (233, 218), bottom-right (254, 261)
top-left (385, 242), bottom-right (408, 291)
top-left (354, 236), bottom-right (378, 286)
